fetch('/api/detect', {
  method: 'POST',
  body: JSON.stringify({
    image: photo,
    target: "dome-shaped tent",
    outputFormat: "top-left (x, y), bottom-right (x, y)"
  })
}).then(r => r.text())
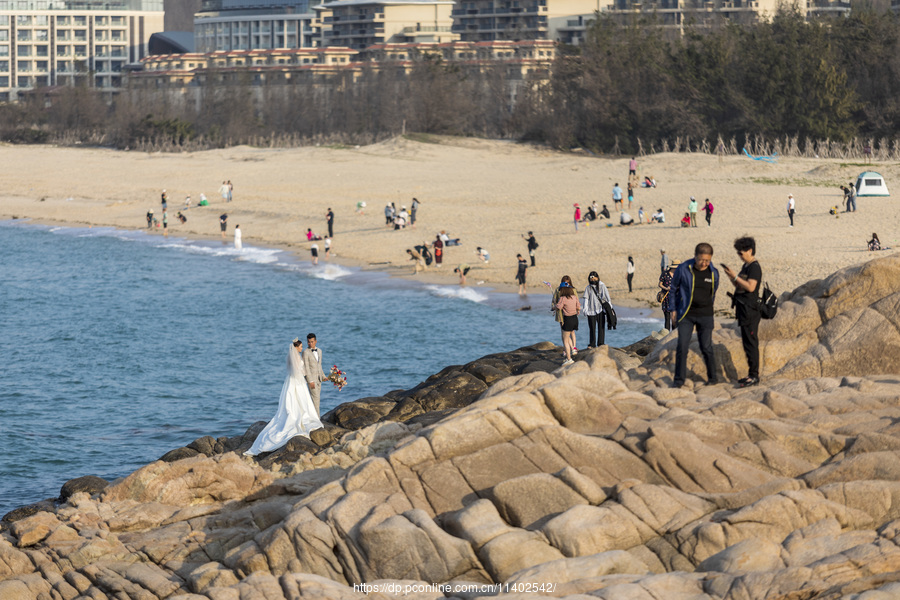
top-left (854, 172), bottom-right (890, 197)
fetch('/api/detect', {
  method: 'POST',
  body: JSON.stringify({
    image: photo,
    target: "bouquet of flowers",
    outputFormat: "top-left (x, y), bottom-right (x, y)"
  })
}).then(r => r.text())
top-left (328, 365), bottom-right (347, 391)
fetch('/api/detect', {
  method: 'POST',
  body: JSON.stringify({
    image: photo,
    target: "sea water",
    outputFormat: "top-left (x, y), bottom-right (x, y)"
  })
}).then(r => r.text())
top-left (0, 221), bottom-right (661, 515)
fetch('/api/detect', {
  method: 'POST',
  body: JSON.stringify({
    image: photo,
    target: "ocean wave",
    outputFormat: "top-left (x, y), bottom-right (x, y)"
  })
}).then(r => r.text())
top-left (310, 264), bottom-right (353, 280)
top-left (425, 285), bottom-right (488, 303)
top-left (158, 241), bottom-right (282, 264)
top-left (617, 316), bottom-right (663, 324)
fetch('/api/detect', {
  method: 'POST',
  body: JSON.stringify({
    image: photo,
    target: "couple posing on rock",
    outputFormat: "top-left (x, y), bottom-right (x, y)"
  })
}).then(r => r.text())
top-left (243, 334), bottom-right (328, 457)
top-left (671, 238), bottom-right (762, 389)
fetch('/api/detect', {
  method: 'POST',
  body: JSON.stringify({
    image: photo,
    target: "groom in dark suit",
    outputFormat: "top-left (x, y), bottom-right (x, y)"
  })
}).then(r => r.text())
top-left (302, 333), bottom-right (327, 415)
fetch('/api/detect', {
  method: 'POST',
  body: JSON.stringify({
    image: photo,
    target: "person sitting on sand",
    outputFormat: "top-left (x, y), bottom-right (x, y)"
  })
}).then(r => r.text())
top-left (176, 211), bottom-right (187, 224)
top-left (641, 176), bottom-right (657, 188)
top-left (475, 247), bottom-right (490, 263)
top-left (651, 208), bottom-right (665, 223)
top-left (599, 204), bottom-right (611, 220)
top-left (441, 230), bottom-right (461, 246)
top-left (620, 211), bottom-right (635, 226)
top-left (868, 233), bottom-right (883, 251)
top-left (394, 214), bottom-right (407, 229)
top-left (681, 212), bottom-right (691, 228)
top-left (307, 228), bottom-right (322, 241)
top-left (183, 195), bottom-right (192, 209)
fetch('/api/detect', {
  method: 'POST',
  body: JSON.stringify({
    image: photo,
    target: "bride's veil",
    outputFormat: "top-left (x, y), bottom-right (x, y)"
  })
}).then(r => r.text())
top-left (287, 343), bottom-right (306, 378)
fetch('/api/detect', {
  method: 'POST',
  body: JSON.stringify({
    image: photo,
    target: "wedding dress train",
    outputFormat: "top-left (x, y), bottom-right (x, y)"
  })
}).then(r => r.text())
top-left (244, 344), bottom-right (323, 456)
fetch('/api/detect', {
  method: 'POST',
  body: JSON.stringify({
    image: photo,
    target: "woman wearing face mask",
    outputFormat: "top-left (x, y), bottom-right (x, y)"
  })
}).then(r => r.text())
top-left (583, 271), bottom-right (611, 348)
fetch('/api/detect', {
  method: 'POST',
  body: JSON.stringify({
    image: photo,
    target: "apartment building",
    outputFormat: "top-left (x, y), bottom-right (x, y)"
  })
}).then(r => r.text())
top-left (193, 0), bottom-right (320, 52)
top-left (317, 0), bottom-right (457, 50)
top-left (450, 0), bottom-right (605, 42)
top-left (0, 0), bottom-right (163, 101)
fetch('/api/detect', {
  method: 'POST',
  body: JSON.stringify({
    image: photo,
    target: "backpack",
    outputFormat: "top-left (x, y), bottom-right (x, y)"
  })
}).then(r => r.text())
top-left (759, 283), bottom-right (778, 320)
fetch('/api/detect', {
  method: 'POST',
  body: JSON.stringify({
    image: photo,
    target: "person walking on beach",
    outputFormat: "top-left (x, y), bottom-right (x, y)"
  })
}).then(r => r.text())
top-left (626, 256), bottom-right (635, 292)
top-left (612, 183), bottom-right (623, 211)
top-left (161, 190), bottom-right (168, 212)
top-left (573, 204), bottom-right (581, 232)
top-left (219, 181), bottom-right (229, 203)
top-left (524, 231), bottom-right (538, 266)
top-left (326, 208), bottom-right (334, 238)
top-left (433, 234), bottom-right (443, 267)
top-left (385, 204), bottom-right (394, 226)
top-left (324, 236), bottom-right (331, 259)
top-left (671, 242), bottom-right (720, 388)
top-left (227, 180), bottom-right (234, 202)
top-left (146, 209), bottom-right (153, 228)
top-left (555, 283), bottom-right (581, 365)
top-left (688, 197), bottom-right (699, 227)
top-left (311, 243), bottom-right (319, 265)
top-left (583, 271), bottom-right (611, 348)
top-left (407, 248), bottom-right (426, 273)
top-left (234, 224), bottom-right (242, 251)
top-left (722, 236), bottom-right (762, 388)
top-left (658, 259), bottom-right (679, 331)
top-left (162, 210), bottom-right (169, 237)
top-left (660, 249), bottom-right (671, 275)
top-left (410, 198), bottom-right (419, 227)
top-left (847, 182), bottom-right (857, 212)
top-left (219, 213), bottom-right (228, 239)
top-left (787, 194), bottom-right (795, 227)
top-left (629, 157), bottom-right (637, 182)
top-left (516, 254), bottom-right (528, 296)
top-left (454, 264), bottom-right (470, 286)
top-left (702, 198), bottom-right (714, 227)
top-left (302, 333), bottom-right (327, 416)
top-left (627, 181), bottom-right (635, 210)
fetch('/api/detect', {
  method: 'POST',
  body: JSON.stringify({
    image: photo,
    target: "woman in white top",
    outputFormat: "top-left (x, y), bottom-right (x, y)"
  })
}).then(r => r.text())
top-left (583, 271), bottom-right (611, 347)
top-left (626, 257), bottom-right (635, 293)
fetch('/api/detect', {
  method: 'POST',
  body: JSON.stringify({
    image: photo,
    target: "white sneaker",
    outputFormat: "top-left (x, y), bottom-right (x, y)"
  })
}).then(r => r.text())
top-left (572, 347), bottom-right (578, 355)
top-left (563, 358), bottom-right (574, 365)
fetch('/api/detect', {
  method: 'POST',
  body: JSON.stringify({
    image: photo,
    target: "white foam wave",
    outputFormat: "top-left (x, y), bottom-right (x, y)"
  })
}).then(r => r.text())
top-left (158, 241), bottom-right (281, 264)
top-left (617, 316), bottom-right (663, 324)
top-left (425, 285), bottom-right (488, 303)
top-left (310, 264), bottom-right (353, 281)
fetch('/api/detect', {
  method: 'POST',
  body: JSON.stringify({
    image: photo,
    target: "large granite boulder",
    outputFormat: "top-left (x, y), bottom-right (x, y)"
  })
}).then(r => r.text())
top-left (4, 257), bottom-right (900, 599)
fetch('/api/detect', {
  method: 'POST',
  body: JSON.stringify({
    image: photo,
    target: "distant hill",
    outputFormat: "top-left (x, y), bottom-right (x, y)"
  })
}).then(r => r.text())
top-left (165, 0), bottom-right (202, 32)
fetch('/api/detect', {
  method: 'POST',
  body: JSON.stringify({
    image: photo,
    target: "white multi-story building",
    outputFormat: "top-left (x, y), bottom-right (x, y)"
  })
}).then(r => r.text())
top-left (0, 0), bottom-right (163, 101)
top-left (193, 0), bottom-right (320, 52)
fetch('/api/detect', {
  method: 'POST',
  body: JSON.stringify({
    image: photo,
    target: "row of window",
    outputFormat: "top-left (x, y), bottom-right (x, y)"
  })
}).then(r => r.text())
top-left (5, 28), bottom-right (125, 40)
top-left (0, 59), bottom-right (125, 71)
top-left (198, 20), bottom-right (310, 35)
top-left (0, 14), bottom-right (127, 26)
top-left (0, 74), bottom-right (123, 88)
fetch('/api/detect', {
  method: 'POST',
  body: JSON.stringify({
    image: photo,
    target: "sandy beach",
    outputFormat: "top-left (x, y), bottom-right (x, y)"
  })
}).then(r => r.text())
top-left (2, 136), bottom-right (897, 310)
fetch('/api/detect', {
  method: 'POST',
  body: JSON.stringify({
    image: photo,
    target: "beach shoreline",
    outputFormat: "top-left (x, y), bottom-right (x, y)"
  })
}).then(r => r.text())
top-left (2, 138), bottom-right (897, 313)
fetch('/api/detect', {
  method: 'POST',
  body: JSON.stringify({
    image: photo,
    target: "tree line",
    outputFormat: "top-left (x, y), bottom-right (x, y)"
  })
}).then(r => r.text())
top-left (1, 7), bottom-right (899, 154)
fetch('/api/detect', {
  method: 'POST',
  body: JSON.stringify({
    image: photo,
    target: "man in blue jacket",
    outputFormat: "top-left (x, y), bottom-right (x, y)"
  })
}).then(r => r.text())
top-left (671, 242), bottom-right (719, 387)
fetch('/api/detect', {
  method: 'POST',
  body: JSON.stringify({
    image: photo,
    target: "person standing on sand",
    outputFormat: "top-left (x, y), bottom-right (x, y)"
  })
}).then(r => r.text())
top-left (629, 156), bottom-right (637, 181)
top-left (702, 199), bottom-right (714, 227)
top-left (688, 197), bottom-right (699, 227)
top-left (454, 264), bottom-right (470, 286)
top-left (219, 213), bottom-right (228, 239)
top-left (410, 198), bottom-right (419, 227)
top-left (660, 249), bottom-right (671, 274)
top-left (626, 256), bottom-right (635, 292)
top-left (433, 234), bottom-right (443, 267)
top-left (671, 242), bottom-right (720, 388)
top-left (627, 181), bottom-right (635, 210)
top-left (146, 209), bottom-right (153, 228)
top-left (722, 236), bottom-right (762, 388)
top-left (234, 224), bottom-right (242, 251)
top-left (384, 204), bottom-right (393, 226)
top-left (573, 204), bottom-right (581, 232)
top-left (324, 236), bottom-right (331, 259)
top-left (227, 180), bottom-right (234, 202)
top-left (516, 254), bottom-right (528, 296)
top-left (162, 210), bottom-right (169, 237)
top-left (847, 182), bottom-right (857, 212)
top-left (161, 190), bottom-right (168, 212)
top-left (219, 181), bottom-right (229, 202)
top-left (787, 194), bottom-right (795, 227)
top-left (326, 208), bottom-right (334, 238)
top-left (612, 183), bottom-right (623, 211)
top-left (524, 231), bottom-right (538, 266)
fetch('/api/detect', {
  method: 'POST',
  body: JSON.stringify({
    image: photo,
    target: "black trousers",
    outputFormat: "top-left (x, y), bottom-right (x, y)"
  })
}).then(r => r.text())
top-left (663, 311), bottom-right (673, 331)
top-left (627, 273), bottom-right (634, 292)
top-left (328, 222), bottom-right (334, 237)
top-left (788, 209), bottom-right (794, 226)
top-left (674, 313), bottom-right (717, 385)
top-left (737, 306), bottom-right (761, 378)
top-left (587, 313), bottom-right (606, 347)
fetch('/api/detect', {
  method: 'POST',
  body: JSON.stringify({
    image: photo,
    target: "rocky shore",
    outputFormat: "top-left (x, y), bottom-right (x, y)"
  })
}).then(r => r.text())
top-left (2, 255), bottom-right (900, 600)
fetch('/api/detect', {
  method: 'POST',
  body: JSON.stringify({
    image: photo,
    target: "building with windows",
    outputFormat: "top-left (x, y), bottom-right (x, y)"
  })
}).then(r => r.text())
top-left (193, 0), bottom-right (320, 52)
top-left (0, 0), bottom-right (163, 101)
top-left (450, 0), bottom-right (606, 42)
top-left (316, 0), bottom-right (457, 50)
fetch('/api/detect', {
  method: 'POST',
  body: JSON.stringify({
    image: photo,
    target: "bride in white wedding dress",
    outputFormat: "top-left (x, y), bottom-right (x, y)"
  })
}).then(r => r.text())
top-left (244, 339), bottom-right (324, 456)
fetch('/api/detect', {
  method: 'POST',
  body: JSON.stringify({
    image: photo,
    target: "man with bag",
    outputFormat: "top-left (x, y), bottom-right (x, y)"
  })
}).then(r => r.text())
top-left (722, 236), bottom-right (762, 388)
